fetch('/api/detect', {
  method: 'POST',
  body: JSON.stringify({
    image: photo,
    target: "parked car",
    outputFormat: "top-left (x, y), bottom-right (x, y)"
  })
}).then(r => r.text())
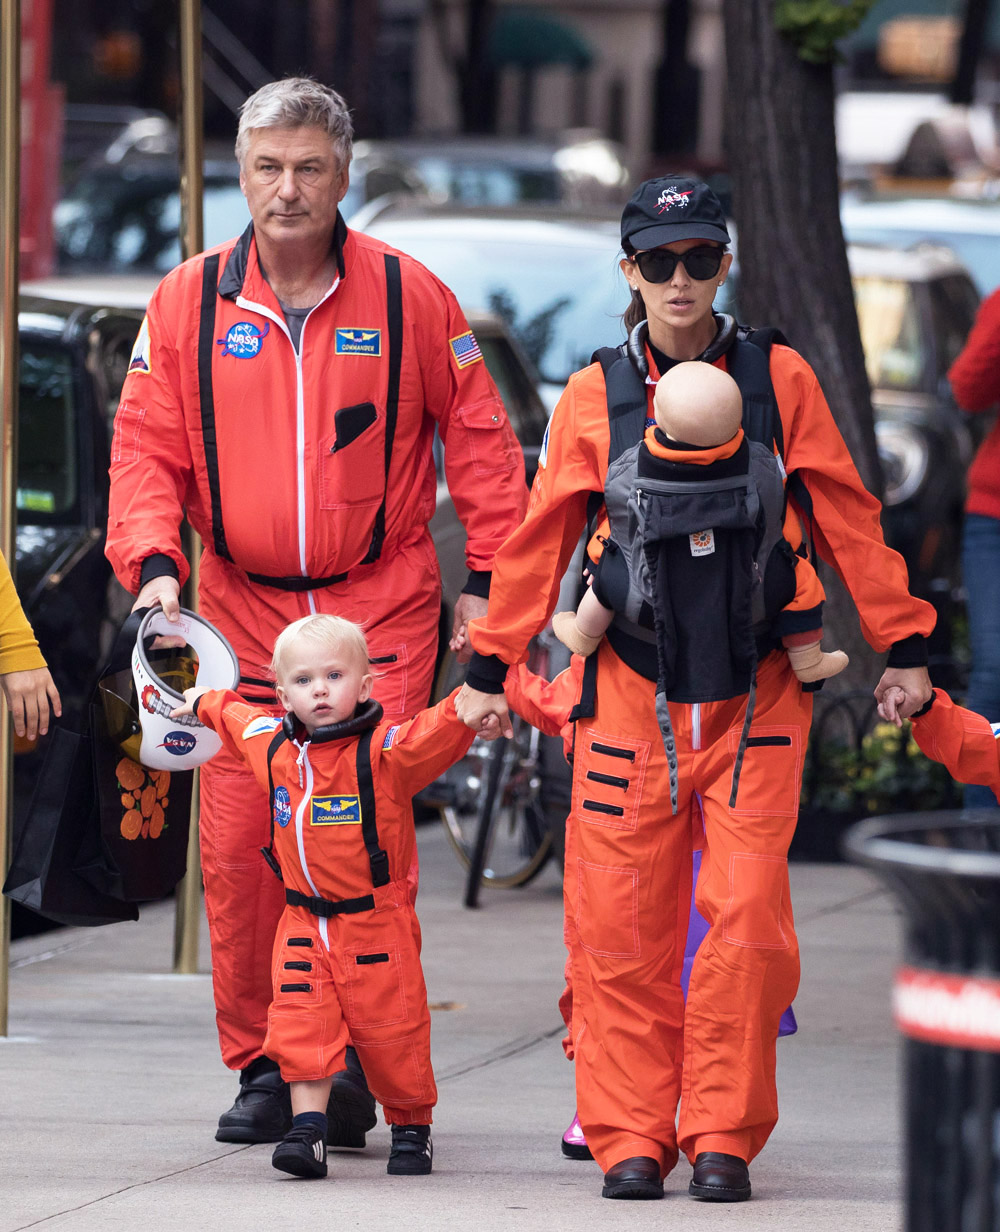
top-left (11, 291), bottom-right (145, 935)
top-left (53, 143), bottom-right (428, 276)
top-left (841, 193), bottom-right (1000, 296)
top-left (357, 131), bottom-right (631, 208)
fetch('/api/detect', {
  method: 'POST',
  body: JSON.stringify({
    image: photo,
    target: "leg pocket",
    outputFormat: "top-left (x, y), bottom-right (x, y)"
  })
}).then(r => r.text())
top-left (726, 725), bottom-right (802, 817)
top-left (343, 942), bottom-right (407, 1029)
top-left (722, 852), bottom-right (790, 950)
top-left (575, 859), bottom-right (640, 959)
top-left (573, 727), bottom-right (650, 833)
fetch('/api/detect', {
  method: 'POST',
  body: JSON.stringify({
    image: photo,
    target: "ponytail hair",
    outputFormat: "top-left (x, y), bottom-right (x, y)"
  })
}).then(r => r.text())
top-left (621, 240), bottom-right (647, 333)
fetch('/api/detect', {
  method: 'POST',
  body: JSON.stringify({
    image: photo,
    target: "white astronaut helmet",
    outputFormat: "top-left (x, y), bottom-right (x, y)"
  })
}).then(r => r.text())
top-left (131, 606), bottom-right (240, 771)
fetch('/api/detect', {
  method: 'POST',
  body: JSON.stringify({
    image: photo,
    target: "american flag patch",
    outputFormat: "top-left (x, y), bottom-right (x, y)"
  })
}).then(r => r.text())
top-left (449, 330), bottom-right (483, 369)
top-left (383, 725), bottom-right (400, 749)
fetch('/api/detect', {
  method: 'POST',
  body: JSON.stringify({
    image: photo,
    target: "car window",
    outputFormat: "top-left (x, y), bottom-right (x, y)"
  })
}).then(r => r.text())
top-left (412, 158), bottom-right (562, 205)
top-left (927, 274), bottom-right (980, 379)
top-left (842, 221), bottom-right (1000, 297)
top-left (363, 221), bottom-right (628, 384)
top-left (17, 343), bottom-right (78, 518)
top-left (853, 275), bottom-right (924, 391)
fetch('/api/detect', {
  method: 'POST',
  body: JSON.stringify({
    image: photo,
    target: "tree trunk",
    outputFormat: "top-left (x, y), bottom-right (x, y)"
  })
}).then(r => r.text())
top-left (722, 0), bottom-right (884, 688)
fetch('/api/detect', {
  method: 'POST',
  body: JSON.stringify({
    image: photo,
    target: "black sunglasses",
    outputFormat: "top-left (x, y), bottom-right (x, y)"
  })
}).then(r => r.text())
top-left (631, 246), bottom-right (724, 283)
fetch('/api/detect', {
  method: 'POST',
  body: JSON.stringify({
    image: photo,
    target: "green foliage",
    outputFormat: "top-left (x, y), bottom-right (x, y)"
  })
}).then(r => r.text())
top-left (804, 720), bottom-right (960, 816)
top-left (774, 0), bottom-right (878, 64)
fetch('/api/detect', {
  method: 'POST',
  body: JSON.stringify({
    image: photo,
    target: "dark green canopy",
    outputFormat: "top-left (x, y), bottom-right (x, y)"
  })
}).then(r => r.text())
top-left (489, 6), bottom-right (595, 69)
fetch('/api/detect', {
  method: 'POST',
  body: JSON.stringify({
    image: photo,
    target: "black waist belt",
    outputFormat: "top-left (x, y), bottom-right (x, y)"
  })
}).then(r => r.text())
top-left (245, 569), bottom-right (349, 592)
top-left (605, 623), bottom-right (782, 685)
top-left (285, 888), bottom-right (375, 917)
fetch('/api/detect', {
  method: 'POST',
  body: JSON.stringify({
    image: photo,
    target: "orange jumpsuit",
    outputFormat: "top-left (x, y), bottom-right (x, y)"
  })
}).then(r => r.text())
top-left (469, 344), bottom-right (935, 1175)
top-left (910, 689), bottom-right (1000, 799)
top-left (106, 219), bottom-right (526, 1070)
top-left (194, 688), bottom-right (475, 1123)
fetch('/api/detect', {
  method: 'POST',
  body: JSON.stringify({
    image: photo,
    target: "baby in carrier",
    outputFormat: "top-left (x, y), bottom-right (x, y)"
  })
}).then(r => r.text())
top-left (552, 361), bottom-right (848, 685)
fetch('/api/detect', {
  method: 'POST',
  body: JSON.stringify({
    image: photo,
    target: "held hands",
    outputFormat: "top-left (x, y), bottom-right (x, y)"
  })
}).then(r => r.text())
top-left (170, 685), bottom-right (211, 720)
top-left (874, 666), bottom-right (933, 728)
top-left (455, 682), bottom-right (513, 740)
top-left (1, 666), bottom-right (62, 740)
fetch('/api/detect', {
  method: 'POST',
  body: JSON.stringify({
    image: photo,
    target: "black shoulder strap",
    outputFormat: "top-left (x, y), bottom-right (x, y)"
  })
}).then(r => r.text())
top-left (356, 729), bottom-right (390, 887)
top-left (197, 253), bottom-right (232, 563)
top-left (260, 728), bottom-right (289, 879)
top-left (596, 343), bottom-right (648, 465)
top-left (727, 334), bottom-right (784, 458)
top-left (362, 253), bottom-right (403, 565)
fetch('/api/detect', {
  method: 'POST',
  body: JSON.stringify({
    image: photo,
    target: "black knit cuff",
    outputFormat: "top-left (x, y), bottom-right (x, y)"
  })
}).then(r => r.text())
top-left (192, 694), bottom-right (203, 719)
top-left (465, 651), bottom-right (508, 694)
top-left (910, 690), bottom-right (937, 720)
top-left (462, 569), bottom-right (492, 599)
top-left (886, 634), bottom-right (929, 669)
top-left (139, 553), bottom-right (180, 590)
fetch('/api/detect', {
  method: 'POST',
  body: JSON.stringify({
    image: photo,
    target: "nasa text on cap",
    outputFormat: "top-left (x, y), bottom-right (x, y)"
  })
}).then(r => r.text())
top-left (621, 177), bottom-right (731, 250)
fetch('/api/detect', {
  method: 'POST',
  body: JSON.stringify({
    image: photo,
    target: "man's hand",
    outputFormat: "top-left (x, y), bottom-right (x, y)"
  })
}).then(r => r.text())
top-left (450, 593), bottom-right (488, 663)
top-left (133, 575), bottom-right (181, 621)
top-left (1, 666), bottom-right (62, 740)
top-left (874, 666), bottom-right (932, 724)
top-left (455, 682), bottom-right (513, 739)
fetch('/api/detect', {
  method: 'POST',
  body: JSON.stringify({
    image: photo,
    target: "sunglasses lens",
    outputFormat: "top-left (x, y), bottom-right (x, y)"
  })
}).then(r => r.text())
top-left (684, 248), bottom-right (724, 280)
top-left (635, 250), bottom-right (677, 283)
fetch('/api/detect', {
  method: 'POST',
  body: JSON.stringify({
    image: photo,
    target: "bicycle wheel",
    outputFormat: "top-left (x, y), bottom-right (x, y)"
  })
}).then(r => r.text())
top-left (441, 710), bottom-right (553, 892)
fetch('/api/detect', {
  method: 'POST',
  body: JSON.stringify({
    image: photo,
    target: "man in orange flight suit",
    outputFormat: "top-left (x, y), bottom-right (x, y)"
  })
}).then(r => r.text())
top-left (456, 176), bottom-right (934, 1204)
top-left (106, 78), bottom-right (526, 1147)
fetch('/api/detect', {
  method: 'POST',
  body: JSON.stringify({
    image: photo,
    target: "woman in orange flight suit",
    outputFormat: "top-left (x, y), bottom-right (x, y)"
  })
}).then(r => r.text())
top-left (457, 176), bottom-right (935, 1203)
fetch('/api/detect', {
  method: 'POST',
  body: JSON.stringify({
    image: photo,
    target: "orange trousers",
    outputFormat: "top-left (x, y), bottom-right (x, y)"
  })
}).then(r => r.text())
top-left (264, 896), bottom-right (436, 1125)
top-left (568, 644), bottom-right (808, 1176)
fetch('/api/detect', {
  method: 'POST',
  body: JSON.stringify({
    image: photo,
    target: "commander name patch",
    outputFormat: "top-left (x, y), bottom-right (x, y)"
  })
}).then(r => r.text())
top-left (311, 795), bottom-right (362, 825)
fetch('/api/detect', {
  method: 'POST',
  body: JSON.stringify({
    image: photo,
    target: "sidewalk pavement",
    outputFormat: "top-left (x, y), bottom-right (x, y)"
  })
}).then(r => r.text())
top-left (1, 823), bottom-right (904, 1232)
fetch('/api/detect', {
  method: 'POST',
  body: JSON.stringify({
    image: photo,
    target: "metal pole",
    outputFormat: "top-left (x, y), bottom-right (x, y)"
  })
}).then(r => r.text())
top-left (0, 0), bottom-right (21, 1037)
top-left (172, 0), bottom-right (205, 975)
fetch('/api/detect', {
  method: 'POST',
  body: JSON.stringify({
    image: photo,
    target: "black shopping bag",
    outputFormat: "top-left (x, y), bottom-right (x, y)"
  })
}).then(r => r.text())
top-left (72, 610), bottom-right (195, 904)
top-left (3, 724), bottom-right (139, 927)
top-left (74, 696), bottom-right (193, 902)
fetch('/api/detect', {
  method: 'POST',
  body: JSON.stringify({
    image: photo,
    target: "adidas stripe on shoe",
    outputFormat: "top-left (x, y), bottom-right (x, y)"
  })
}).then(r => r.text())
top-left (272, 1123), bottom-right (328, 1179)
top-left (387, 1124), bottom-right (432, 1175)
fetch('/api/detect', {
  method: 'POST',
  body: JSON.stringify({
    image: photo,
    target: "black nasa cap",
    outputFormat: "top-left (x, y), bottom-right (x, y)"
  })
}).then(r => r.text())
top-left (621, 176), bottom-right (731, 249)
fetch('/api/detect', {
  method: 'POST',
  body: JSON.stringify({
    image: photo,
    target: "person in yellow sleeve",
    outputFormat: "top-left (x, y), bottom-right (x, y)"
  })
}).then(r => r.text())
top-left (0, 552), bottom-right (61, 741)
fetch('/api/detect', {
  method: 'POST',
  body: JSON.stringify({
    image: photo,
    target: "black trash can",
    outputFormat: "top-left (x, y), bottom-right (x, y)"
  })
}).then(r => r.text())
top-left (845, 811), bottom-right (1000, 1232)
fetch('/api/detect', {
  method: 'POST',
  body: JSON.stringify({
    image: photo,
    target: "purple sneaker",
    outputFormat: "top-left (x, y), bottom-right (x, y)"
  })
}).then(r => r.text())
top-left (561, 1111), bottom-right (594, 1160)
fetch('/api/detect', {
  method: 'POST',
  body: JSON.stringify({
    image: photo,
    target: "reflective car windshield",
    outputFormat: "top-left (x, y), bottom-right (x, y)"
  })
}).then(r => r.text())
top-left (362, 219), bottom-right (630, 384)
top-left (17, 343), bottom-right (78, 517)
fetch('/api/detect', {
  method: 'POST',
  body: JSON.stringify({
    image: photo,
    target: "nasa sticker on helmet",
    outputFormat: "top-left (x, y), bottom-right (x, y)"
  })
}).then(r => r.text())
top-left (132, 606), bottom-right (240, 771)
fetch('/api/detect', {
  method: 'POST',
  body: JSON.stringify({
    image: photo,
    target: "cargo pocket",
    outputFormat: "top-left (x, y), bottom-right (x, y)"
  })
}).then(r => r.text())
top-left (319, 402), bottom-right (385, 510)
top-left (726, 725), bottom-right (802, 817)
top-left (573, 728), bottom-right (649, 833)
top-left (575, 859), bottom-right (640, 958)
top-left (272, 933), bottom-right (322, 1005)
top-left (457, 397), bottom-right (515, 477)
top-left (343, 942), bottom-right (407, 1030)
top-left (722, 852), bottom-right (790, 950)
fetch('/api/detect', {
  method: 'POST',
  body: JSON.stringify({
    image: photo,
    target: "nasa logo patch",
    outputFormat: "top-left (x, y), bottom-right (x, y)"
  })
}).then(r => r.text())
top-left (157, 730), bottom-right (198, 756)
top-left (216, 321), bottom-right (270, 358)
top-left (273, 786), bottom-right (292, 829)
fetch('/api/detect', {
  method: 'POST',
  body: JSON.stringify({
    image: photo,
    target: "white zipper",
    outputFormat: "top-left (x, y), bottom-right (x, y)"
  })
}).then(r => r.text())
top-left (692, 703), bottom-right (701, 751)
top-left (290, 743), bottom-right (331, 952)
top-left (236, 276), bottom-right (340, 601)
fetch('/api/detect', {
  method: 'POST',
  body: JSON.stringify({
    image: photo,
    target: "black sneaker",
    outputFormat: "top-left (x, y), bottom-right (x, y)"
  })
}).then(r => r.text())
top-left (326, 1046), bottom-right (378, 1149)
top-left (272, 1124), bottom-right (328, 1179)
top-left (216, 1056), bottom-right (292, 1144)
top-left (387, 1124), bottom-right (433, 1175)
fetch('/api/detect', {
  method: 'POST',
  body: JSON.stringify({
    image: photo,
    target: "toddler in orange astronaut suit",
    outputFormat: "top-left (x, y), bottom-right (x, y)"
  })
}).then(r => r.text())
top-left (173, 614), bottom-right (490, 1181)
top-left (552, 362), bottom-right (848, 685)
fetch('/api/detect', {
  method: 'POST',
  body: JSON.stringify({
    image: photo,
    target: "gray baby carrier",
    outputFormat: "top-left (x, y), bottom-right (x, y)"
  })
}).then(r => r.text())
top-left (585, 317), bottom-right (812, 812)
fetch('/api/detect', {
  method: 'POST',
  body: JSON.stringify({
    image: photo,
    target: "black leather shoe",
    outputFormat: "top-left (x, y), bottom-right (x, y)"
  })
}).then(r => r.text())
top-left (689, 1151), bottom-right (751, 1202)
top-left (326, 1045), bottom-right (378, 1149)
top-left (601, 1156), bottom-right (664, 1200)
top-left (216, 1056), bottom-right (292, 1143)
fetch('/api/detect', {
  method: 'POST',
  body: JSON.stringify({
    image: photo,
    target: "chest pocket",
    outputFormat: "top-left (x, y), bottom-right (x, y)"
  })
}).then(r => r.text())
top-left (320, 399), bottom-right (387, 519)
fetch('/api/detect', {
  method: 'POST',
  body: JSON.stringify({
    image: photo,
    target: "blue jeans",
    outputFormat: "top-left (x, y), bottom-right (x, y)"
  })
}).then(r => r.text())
top-left (961, 514), bottom-right (1000, 808)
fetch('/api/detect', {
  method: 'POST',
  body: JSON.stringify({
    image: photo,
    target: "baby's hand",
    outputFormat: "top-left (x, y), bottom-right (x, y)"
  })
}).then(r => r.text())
top-left (478, 712), bottom-right (504, 741)
top-left (877, 686), bottom-right (908, 728)
top-left (170, 685), bottom-right (210, 719)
